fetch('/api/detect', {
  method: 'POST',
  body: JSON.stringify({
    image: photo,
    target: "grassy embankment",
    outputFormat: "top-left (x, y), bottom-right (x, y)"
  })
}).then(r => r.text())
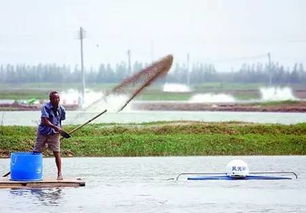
top-left (0, 121), bottom-right (305, 157)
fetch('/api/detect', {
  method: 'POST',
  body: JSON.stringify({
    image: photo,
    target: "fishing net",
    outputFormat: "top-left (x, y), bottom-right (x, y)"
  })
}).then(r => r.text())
top-left (86, 54), bottom-right (173, 112)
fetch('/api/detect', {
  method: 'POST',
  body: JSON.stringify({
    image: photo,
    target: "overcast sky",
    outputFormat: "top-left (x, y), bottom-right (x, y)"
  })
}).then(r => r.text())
top-left (0, 0), bottom-right (305, 71)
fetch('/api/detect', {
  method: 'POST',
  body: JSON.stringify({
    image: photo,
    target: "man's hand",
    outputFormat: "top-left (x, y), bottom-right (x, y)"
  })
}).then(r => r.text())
top-left (41, 117), bottom-right (62, 133)
top-left (53, 126), bottom-right (62, 133)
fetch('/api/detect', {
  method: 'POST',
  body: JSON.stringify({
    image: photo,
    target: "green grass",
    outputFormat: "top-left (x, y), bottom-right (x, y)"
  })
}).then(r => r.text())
top-left (137, 91), bottom-right (192, 101)
top-left (0, 90), bottom-right (48, 100)
top-left (0, 83), bottom-right (110, 100)
top-left (193, 82), bottom-right (266, 91)
top-left (194, 83), bottom-right (306, 91)
top-left (0, 122), bottom-right (305, 157)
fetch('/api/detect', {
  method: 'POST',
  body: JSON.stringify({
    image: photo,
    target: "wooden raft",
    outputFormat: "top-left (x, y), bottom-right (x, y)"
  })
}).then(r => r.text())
top-left (0, 178), bottom-right (85, 189)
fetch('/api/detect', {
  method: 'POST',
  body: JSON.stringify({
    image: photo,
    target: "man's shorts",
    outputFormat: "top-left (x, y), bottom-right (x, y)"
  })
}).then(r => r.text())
top-left (33, 131), bottom-right (60, 152)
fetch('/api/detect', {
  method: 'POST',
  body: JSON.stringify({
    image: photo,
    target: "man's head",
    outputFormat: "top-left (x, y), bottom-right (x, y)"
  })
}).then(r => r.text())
top-left (49, 91), bottom-right (60, 107)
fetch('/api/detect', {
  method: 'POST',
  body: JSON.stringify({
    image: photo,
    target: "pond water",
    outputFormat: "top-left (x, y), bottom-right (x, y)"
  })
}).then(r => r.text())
top-left (0, 156), bottom-right (306, 212)
top-left (1, 110), bottom-right (306, 126)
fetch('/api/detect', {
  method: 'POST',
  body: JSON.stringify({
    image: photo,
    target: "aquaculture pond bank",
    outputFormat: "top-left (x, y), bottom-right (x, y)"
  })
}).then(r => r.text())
top-left (0, 121), bottom-right (305, 157)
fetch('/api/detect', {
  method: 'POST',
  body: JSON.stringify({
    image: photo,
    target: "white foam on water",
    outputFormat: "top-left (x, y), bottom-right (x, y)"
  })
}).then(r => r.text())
top-left (163, 83), bottom-right (192, 92)
top-left (60, 89), bottom-right (104, 108)
top-left (260, 87), bottom-right (298, 101)
top-left (61, 89), bottom-right (132, 112)
top-left (60, 89), bottom-right (79, 105)
top-left (85, 94), bottom-right (131, 112)
top-left (189, 93), bottom-right (236, 103)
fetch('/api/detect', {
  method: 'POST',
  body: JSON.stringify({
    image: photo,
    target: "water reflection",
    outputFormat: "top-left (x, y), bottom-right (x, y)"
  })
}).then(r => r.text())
top-left (10, 188), bottom-right (63, 206)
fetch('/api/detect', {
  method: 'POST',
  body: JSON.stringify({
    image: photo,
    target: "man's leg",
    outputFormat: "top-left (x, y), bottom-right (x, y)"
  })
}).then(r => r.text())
top-left (48, 133), bottom-right (62, 180)
top-left (53, 151), bottom-right (63, 180)
top-left (33, 131), bottom-right (46, 152)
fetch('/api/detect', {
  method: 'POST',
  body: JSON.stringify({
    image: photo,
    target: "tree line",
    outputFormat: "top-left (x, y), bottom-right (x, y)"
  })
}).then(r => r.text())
top-left (0, 61), bottom-right (305, 84)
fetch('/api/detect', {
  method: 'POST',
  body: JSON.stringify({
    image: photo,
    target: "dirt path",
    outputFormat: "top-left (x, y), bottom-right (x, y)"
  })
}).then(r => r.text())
top-left (132, 101), bottom-right (306, 112)
top-left (1, 101), bottom-right (306, 112)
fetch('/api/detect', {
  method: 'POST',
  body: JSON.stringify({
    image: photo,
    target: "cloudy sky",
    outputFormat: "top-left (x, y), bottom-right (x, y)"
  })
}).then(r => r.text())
top-left (0, 0), bottom-right (305, 71)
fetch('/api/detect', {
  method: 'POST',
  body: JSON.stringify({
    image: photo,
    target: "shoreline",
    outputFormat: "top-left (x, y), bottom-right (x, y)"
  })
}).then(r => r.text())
top-left (132, 101), bottom-right (306, 112)
top-left (1, 101), bottom-right (306, 112)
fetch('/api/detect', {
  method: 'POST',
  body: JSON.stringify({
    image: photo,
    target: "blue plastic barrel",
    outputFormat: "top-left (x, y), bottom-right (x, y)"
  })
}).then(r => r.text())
top-left (10, 152), bottom-right (43, 181)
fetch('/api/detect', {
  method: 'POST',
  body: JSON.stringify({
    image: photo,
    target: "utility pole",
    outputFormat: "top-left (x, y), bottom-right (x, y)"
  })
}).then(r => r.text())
top-left (127, 49), bottom-right (132, 75)
top-left (186, 53), bottom-right (190, 85)
top-left (267, 52), bottom-right (272, 86)
top-left (79, 27), bottom-right (86, 107)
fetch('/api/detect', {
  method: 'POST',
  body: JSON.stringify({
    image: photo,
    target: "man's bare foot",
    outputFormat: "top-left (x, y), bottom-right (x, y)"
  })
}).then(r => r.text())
top-left (57, 174), bottom-right (63, 180)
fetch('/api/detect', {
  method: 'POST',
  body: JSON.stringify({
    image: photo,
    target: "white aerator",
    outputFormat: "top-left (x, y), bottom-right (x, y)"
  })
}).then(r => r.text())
top-left (226, 159), bottom-right (249, 178)
top-left (175, 159), bottom-right (297, 181)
